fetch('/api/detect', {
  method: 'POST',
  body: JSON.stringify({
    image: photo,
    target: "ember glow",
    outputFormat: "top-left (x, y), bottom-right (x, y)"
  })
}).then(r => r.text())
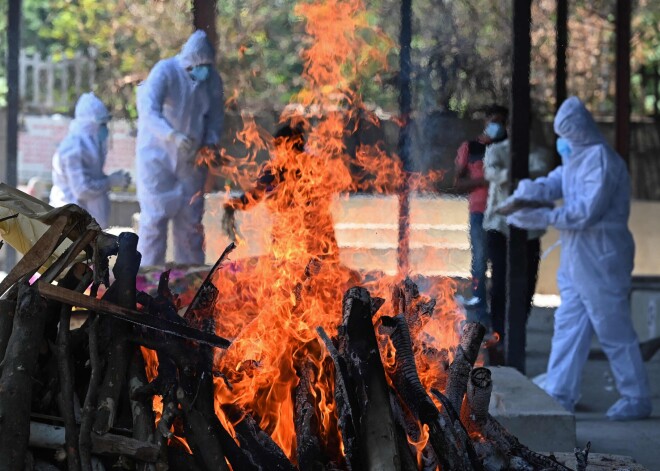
top-left (160, 0), bottom-right (464, 464)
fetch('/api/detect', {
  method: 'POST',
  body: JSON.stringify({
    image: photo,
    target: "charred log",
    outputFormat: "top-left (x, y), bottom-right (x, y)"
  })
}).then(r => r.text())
top-left (464, 367), bottom-right (492, 427)
top-left (316, 326), bottom-right (359, 470)
top-left (93, 232), bottom-right (141, 435)
top-left (79, 313), bottom-right (101, 471)
top-left (56, 263), bottom-right (93, 471)
top-left (445, 322), bottom-right (486, 417)
top-left (0, 284), bottom-right (47, 469)
top-left (388, 389), bottom-right (422, 471)
top-left (379, 314), bottom-right (474, 471)
top-left (0, 299), bottom-right (16, 365)
top-left (222, 404), bottom-right (296, 471)
top-left (338, 287), bottom-right (399, 471)
top-left (295, 360), bottom-right (331, 471)
top-left (128, 349), bottom-right (158, 471)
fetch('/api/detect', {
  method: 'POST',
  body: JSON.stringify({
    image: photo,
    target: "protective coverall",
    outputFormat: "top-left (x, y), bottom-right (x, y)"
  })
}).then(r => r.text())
top-left (506, 96), bottom-right (652, 420)
top-left (50, 93), bottom-right (118, 229)
top-left (136, 30), bottom-right (224, 266)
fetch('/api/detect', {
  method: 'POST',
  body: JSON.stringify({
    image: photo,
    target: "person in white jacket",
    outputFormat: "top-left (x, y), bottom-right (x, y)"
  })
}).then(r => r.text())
top-left (136, 30), bottom-right (224, 266)
top-left (483, 132), bottom-right (553, 365)
top-left (49, 93), bottom-right (130, 228)
top-left (505, 96), bottom-right (652, 420)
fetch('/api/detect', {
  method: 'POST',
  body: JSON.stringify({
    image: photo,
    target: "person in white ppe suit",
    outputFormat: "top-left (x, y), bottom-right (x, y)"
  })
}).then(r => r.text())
top-left (136, 30), bottom-right (224, 266)
top-left (505, 96), bottom-right (652, 421)
top-left (50, 92), bottom-right (131, 229)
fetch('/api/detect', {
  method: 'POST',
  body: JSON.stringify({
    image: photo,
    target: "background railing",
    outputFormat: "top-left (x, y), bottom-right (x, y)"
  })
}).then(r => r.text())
top-left (19, 51), bottom-right (96, 113)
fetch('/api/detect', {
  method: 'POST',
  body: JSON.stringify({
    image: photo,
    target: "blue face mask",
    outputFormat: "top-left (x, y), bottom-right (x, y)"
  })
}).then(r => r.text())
top-left (485, 122), bottom-right (505, 140)
top-left (190, 64), bottom-right (211, 82)
top-left (556, 137), bottom-right (572, 162)
top-left (98, 123), bottom-right (109, 144)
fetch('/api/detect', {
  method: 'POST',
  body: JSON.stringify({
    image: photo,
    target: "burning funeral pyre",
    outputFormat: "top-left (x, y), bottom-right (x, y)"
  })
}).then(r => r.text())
top-left (0, 1), bottom-right (580, 470)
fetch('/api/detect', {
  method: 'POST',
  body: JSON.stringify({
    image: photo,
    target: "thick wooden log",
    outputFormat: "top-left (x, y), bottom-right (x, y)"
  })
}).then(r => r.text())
top-left (79, 313), bottom-right (101, 471)
top-left (316, 326), bottom-right (359, 470)
top-left (28, 421), bottom-right (160, 461)
top-left (176, 320), bottom-right (237, 471)
top-left (460, 371), bottom-right (570, 471)
top-left (445, 322), bottom-right (486, 416)
top-left (464, 367), bottom-right (492, 426)
top-left (294, 360), bottom-right (330, 471)
top-left (339, 287), bottom-right (400, 471)
top-left (93, 232), bottom-right (141, 435)
top-left (221, 404), bottom-right (296, 471)
top-left (388, 389), bottom-right (424, 471)
top-left (380, 314), bottom-right (474, 471)
top-left (0, 284), bottom-right (47, 470)
top-left (37, 282), bottom-right (230, 349)
top-left (128, 349), bottom-right (158, 471)
top-left (56, 263), bottom-right (93, 471)
top-left (0, 299), bottom-right (16, 364)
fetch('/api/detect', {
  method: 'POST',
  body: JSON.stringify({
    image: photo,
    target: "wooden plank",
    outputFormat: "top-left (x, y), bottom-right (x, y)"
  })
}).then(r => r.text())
top-left (36, 282), bottom-right (231, 349)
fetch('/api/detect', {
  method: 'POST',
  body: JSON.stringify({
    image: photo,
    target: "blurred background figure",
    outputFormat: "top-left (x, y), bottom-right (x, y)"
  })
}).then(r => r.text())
top-left (49, 92), bottom-right (131, 229)
top-left (506, 97), bottom-right (652, 421)
top-left (135, 30), bottom-right (224, 267)
top-left (483, 113), bottom-right (553, 364)
top-left (453, 105), bottom-right (509, 327)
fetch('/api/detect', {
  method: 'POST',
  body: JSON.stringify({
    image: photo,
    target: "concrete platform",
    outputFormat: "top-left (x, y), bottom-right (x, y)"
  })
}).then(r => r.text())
top-left (489, 366), bottom-right (576, 453)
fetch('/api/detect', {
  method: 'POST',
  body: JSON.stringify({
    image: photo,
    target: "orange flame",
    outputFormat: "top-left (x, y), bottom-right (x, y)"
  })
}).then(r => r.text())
top-left (194, 0), bottom-right (463, 463)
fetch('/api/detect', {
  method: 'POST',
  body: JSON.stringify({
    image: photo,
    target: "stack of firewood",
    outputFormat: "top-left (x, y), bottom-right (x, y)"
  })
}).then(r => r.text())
top-left (0, 205), bottom-right (579, 471)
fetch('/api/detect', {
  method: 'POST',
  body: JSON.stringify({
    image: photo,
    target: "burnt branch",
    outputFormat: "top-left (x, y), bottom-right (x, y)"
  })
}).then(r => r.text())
top-left (79, 314), bottom-right (101, 471)
top-left (316, 326), bottom-right (359, 470)
top-left (445, 322), bottom-right (486, 416)
top-left (339, 287), bottom-right (399, 471)
top-left (295, 361), bottom-right (331, 470)
top-left (379, 314), bottom-right (474, 471)
top-left (93, 232), bottom-right (141, 435)
top-left (222, 404), bottom-right (296, 471)
top-left (57, 263), bottom-right (93, 471)
top-left (0, 284), bottom-right (47, 468)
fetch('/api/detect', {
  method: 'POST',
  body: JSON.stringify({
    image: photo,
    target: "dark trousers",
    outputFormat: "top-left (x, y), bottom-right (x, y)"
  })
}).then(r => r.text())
top-left (487, 230), bottom-right (540, 364)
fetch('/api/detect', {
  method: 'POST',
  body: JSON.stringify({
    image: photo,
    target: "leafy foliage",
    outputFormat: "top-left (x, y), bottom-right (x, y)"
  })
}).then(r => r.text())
top-left (1, 0), bottom-right (659, 118)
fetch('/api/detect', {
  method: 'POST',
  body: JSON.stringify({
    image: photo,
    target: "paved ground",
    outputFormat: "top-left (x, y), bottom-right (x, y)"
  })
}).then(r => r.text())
top-left (526, 307), bottom-right (660, 469)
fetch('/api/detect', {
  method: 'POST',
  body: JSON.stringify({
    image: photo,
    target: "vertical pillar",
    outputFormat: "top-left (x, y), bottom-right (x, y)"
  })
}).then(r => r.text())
top-left (192, 0), bottom-right (218, 50)
top-left (5, 0), bottom-right (22, 271)
top-left (397, 0), bottom-right (413, 276)
top-left (506, 0), bottom-right (532, 374)
top-left (6, 0), bottom-right (21, 189)
top-left (555, 0), bottom-right (568, 111)
top-left (615, 0), bottom-right (631, 164)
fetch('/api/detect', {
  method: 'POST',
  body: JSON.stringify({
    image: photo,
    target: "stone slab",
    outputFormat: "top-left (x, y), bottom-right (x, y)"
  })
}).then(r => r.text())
top-left (489, 366), bottom-right (576, 453)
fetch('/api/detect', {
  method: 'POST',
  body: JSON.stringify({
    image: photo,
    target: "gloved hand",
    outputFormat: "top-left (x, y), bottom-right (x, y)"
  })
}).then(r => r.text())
top-left (513, 179), bottom-right (546, 202)
top-left (506, 207), bottom-right (552, 230)
top-left (108, 170), bottom-right (131, 189)
top-left (172, 131), bottom-right (195, 157)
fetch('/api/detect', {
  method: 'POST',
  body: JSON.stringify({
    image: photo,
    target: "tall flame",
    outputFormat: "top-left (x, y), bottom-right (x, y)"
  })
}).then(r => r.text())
top-left (198, 0), bottom-right (463, 462)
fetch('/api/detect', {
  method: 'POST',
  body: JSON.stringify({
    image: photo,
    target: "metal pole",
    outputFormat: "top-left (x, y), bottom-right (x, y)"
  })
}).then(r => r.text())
top-left (397, 0), bottom-right (412, 276)
top-left (615, 0), bottom-right (631, 165)
top-left (5, 0), bottom-right (22, 270)
top-left (555, 0), bottom-right (568, 111)
top-left (506, 0), bottom-right (532, 374)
